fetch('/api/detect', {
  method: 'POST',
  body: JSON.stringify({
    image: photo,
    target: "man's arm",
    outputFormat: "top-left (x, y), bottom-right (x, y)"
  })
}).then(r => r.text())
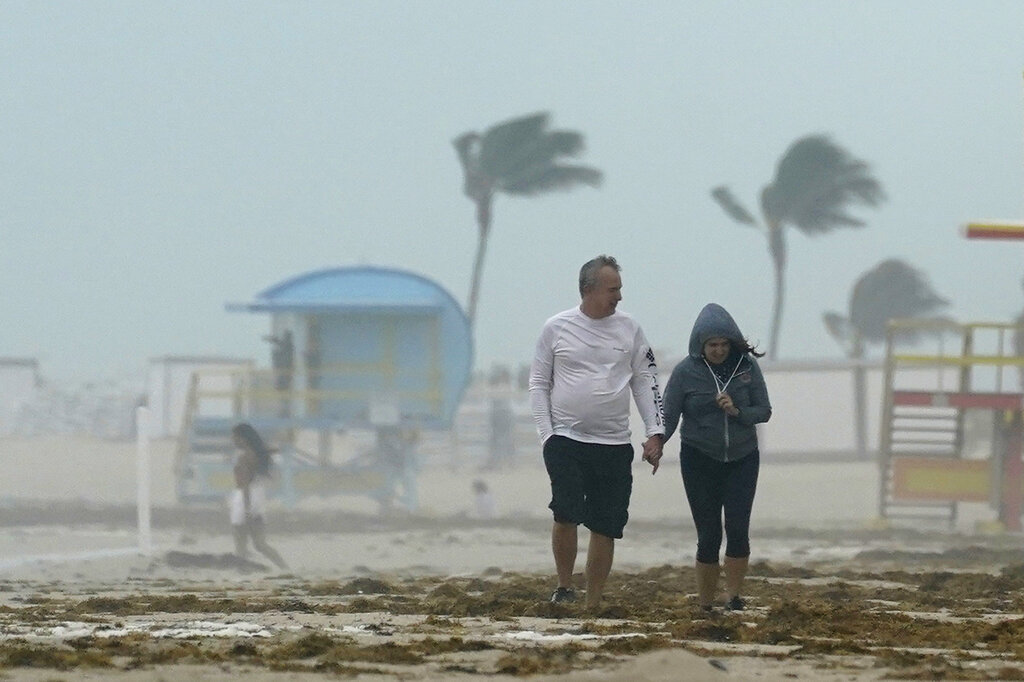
top-left (528, 325), bottom-right (556, 443)
top-left (628, 329), bottom-right (665, 439)
top-left (629, 328), bottom-right (665, 472)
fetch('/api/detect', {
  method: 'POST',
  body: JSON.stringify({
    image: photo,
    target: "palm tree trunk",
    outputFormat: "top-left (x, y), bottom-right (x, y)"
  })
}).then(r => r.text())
top-left (466, 195), bottom-right (492, 327)
top-left (767, 224), bottom-right (786, 361)
top-left (851, 334), bottom-right (868, 460)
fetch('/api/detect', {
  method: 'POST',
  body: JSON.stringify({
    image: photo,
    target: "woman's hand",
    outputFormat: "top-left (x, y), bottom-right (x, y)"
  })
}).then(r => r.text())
top-left (716, 392), bottom-right (740, 417)
top-left (641, 435), bottom-right (664, 475)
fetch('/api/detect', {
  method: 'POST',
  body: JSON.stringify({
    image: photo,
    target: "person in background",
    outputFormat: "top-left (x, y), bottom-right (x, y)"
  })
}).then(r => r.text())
top-left (472, 479), bottom-right (497, 519)
top-left (661, 303), bottom-right (771, 612)
top-left (530, 254), bottom-right (664, 608)
top-left (230, 422), bottom-right (288, 570)
top-left (376, 426), bottom-right (421, 514)
top-left (486, 396), bottom-right (516, 469)
top-left (304, 322), bottom-right (321, 415)
top-left (263, 330), bottom-right (294, 416)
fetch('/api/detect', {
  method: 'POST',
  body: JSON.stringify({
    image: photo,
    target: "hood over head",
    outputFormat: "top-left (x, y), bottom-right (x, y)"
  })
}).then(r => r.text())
top-left (688, 303), bottom-right (745, 358)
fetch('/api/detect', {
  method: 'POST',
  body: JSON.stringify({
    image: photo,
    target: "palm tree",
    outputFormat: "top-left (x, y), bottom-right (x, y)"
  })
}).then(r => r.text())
top-left (823, 259), bottom-right (950, 459)
top-left (453, 112), bottom-right (602, 326)
top-left (711, 135), bottom-right (886, 360)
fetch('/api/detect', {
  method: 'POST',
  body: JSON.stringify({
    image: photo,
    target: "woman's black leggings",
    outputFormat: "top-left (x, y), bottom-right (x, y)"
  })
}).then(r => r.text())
top-left (679, 446), bottom-right (759, 564)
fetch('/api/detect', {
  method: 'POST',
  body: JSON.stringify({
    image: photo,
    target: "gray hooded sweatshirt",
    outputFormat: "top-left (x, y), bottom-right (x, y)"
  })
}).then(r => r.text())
top-left (662, 303), bottom-right (771, 462)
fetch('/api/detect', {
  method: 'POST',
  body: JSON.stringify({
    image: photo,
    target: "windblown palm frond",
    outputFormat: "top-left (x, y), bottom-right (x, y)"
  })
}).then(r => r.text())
top-left (502, 165), bottom-right (603, 195)
top-left (456, 112), bottom-right (602, 197)
top-left (822, 311), bottom-right (852, 347)
top-left (478, 112), bottom-right (551, 179)
top-left (496, 130), bottom-right (586, 183)
top-left (710, 186), bottom-right (757, 225)
top-left (453, 111), bottom-right (602, 327)
top-left (453, 133), bottom-right (479, 169)
top-left (711, 133), bottom-right (885, 360)
top-left (848, 259), bottom-right (949, 343)
top-left (761, 135), bottom-right (885, 234)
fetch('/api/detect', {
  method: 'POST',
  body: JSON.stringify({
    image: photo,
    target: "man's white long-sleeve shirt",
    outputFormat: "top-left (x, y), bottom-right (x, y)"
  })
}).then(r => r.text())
top-left (529, 307), bottom-right (664, 446)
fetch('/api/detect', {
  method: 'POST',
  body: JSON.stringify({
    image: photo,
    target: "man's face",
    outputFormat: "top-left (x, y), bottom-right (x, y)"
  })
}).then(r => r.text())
top-left (582, 266), bottom-right (622, 318)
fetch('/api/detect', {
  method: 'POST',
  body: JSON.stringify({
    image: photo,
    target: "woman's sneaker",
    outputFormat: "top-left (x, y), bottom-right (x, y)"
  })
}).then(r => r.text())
top-left (726, 595), bottom-right (745, 611)
top-left (550, 587), bottom-right (576, 604)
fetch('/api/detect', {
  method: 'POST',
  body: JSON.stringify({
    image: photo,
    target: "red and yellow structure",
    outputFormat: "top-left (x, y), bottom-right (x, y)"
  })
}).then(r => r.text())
top-left (879, 321), bottom-right (1024, 529)
top-left (895, 73), bottom-right (1024, 528)
top-left (880, 218), bottom-right (1024, 529)
top-left (964, 221), bottom-right (1024, 241)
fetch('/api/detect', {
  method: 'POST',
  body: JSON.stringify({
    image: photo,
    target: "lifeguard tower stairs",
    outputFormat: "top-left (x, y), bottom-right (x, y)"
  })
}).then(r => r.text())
top-left (878, 320), bottom-right (1024, 529)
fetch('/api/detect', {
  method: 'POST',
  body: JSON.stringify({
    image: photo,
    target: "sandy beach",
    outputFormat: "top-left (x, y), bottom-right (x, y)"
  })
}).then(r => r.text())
top-left (2, 435), bottom-right (1024, 680)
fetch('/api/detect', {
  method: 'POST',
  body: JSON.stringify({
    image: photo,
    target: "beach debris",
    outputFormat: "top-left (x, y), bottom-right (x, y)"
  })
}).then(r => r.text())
top-left (163, 550), bottom-right (268, 572)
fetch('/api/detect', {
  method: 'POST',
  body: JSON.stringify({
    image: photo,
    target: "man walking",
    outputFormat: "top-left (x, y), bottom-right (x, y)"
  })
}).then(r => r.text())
top-left (529, 255), bottom-right (664, 608)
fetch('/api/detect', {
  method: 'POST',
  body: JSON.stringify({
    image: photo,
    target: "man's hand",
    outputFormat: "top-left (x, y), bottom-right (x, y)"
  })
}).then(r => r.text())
top-left (641, 435), bottom-right (664, 475)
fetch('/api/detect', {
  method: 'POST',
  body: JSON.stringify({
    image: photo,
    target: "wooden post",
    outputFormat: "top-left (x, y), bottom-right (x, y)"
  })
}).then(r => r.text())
top-left (136, 406), bottom-right (153, 555)
top-left (1000, 411), bottom-right (1024, 531)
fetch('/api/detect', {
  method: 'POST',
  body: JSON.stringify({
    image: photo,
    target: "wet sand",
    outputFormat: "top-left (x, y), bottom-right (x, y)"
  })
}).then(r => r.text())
top-left (2, 435), bottom-right (1024, 679)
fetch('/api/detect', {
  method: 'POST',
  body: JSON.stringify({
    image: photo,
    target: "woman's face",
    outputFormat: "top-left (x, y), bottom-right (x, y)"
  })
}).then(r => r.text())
top-left (703, 337), bottom-right (731, 365)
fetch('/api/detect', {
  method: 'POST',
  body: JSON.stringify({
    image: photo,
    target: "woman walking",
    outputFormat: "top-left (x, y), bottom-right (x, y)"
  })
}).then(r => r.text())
top-left (662, 303), bottom-right (771, 611)
top-left (230, 422), bottom-right (288, 570)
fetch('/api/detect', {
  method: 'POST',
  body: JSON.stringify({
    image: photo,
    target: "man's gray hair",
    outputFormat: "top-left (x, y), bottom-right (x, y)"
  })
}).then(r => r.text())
top-left (579, 255), bottom-right (620, 296)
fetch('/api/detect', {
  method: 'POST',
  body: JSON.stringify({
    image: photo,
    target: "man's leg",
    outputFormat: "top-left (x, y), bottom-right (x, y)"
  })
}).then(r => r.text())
top-left (545, 437), bottom-right (583, 597)
top-left (585, 531), bottom-right (614, 608)
top-left (552, 521), bottom-right (578, 588)
top-left (582, 443), bottom-right (633, 609)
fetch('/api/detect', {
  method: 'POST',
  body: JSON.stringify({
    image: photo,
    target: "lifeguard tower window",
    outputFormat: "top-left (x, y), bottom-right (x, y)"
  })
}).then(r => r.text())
top-left (309, 311), bottom-right (444, 423)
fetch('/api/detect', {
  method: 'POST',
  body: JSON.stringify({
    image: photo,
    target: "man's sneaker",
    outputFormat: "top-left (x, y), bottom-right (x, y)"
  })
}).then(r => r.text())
top-left (726, 595), bottom-right (745, 611)
top-left (550, 587), bottom-right (576, 604)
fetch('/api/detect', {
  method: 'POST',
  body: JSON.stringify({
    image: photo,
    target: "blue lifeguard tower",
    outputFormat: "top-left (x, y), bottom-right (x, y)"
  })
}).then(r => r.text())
top-left (174, 266), bottom-right (473, 508)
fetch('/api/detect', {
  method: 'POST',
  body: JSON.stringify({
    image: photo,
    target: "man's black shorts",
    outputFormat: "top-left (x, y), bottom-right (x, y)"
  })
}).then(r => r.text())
top-left (543, 435), bottom-right (634, 539)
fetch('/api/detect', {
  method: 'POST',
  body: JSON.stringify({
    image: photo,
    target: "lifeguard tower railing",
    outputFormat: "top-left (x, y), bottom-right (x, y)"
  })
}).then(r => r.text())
top-left (878, 319), bottom-right (1024, 529)
top-left (179, 364), bottom-right (445, 429)
top-left (174, 363), bottom-right (446, 505)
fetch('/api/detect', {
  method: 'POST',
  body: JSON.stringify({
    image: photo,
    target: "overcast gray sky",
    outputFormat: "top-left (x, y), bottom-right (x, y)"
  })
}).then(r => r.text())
top-left (3, 1), bottom-right (1023, 384)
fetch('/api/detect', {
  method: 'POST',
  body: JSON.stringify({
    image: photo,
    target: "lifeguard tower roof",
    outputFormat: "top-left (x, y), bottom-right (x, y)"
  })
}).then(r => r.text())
top-left (228, 265), bottom-right (465, 314)
top-left (226, 265), bottom-right (473, 430)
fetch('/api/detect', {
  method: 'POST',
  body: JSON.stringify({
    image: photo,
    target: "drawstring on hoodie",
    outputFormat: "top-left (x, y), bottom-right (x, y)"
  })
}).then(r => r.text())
top-left (704, 356), bottom-right (741, 459)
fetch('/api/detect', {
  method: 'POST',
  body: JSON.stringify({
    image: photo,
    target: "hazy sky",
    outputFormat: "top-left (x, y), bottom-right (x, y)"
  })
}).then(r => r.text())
top-left (3, 1), bottom-right (1023, 384)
